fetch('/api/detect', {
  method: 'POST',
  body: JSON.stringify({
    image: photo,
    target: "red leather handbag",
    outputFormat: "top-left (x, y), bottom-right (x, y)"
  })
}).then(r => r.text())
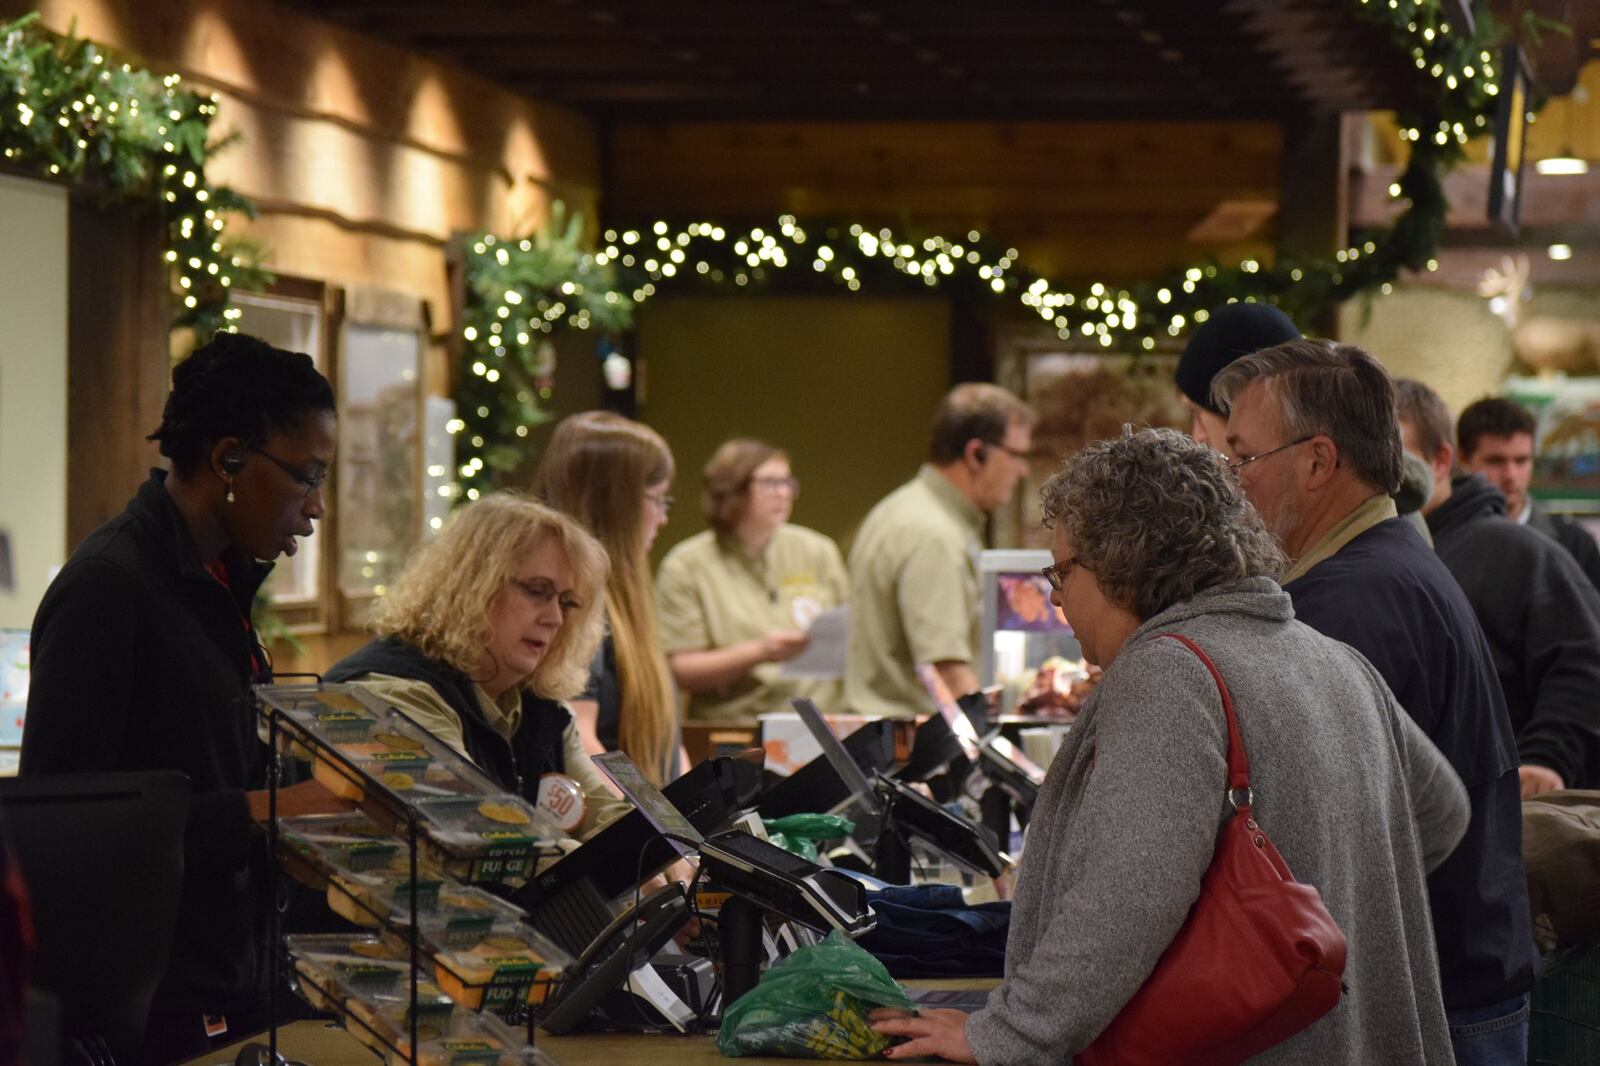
top-left (1077, 633), bottom-right (1347, 1066)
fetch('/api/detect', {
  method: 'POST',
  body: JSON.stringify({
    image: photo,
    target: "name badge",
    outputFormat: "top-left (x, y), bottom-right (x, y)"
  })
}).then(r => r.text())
top-left (536, 773), bottom-right (586, 832)
top-left (791, 595), bottom-right (823, 630)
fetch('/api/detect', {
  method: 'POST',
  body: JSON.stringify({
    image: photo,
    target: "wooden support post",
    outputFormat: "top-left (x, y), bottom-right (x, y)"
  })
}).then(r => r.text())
top-left (66, 194), bottom-right (169, 550)
top-left (1278, 114), bottom-right (1350, 336)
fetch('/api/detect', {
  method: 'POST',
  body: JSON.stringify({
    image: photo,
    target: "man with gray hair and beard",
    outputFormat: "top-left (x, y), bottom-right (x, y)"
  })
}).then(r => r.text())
top-left (1213, 339), bottom-right (1537, 1066)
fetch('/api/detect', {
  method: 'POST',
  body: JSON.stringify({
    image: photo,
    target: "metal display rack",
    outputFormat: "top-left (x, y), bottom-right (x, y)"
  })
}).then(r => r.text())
top-left (256, 678), bottom-right (567, 1065)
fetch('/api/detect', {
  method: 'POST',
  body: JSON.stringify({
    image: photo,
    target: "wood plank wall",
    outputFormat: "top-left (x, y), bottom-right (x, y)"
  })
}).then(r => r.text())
top-left (65, 195), bottom-right (170, 548)
top-left (1, 0), bottom-right (602, 669)
top-left (607, 120), bottom-right (1284, 281)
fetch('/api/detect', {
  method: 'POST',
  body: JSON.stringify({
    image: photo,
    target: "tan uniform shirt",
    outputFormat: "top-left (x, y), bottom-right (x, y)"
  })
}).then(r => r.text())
top-left (657, 524), bottom-right (850, 722)
top-left (351, 673), bottom-right (630, 845)
top-left (845, 465), bottom-right (985, 717)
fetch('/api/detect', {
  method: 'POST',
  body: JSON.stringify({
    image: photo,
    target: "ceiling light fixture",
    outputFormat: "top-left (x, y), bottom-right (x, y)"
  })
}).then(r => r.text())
top-left (1535, 154), bottom-right (1589, 175)
top-left (1536, 86), bottom-right (1590, 175)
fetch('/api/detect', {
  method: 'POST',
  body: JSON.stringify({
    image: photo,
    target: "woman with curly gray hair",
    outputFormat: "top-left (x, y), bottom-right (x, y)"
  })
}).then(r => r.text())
top-left (874, 427), bottom-right (1469, 1065)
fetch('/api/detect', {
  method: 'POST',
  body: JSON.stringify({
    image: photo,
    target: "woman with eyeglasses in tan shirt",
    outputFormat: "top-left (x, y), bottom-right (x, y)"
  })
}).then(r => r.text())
top-left (656, 438), bottom-right (848, 724)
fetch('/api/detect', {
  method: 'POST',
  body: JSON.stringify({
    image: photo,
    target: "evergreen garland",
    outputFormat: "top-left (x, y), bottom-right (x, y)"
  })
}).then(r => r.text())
top-left (444, 1), bottom-right (1516, 500)
top-left (0, 13), bottom-right (266, 340)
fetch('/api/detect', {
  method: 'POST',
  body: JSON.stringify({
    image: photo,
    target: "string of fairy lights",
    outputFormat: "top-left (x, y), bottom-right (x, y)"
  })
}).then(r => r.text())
top-left (0, 14), bottom-right (264, 338)
top-left (0, 7), bottom-right (1528, 504)
top-left (452, 0), bottom-right (1514, 500)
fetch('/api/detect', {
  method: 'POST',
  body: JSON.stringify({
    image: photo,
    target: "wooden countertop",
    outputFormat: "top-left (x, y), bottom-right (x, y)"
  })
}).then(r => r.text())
top-left (186, 979), bottom-right (997, 1066)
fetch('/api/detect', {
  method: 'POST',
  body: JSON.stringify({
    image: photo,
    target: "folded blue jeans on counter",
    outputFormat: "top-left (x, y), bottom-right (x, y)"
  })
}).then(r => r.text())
top-left (857, 884), bottom-right (1011, 978)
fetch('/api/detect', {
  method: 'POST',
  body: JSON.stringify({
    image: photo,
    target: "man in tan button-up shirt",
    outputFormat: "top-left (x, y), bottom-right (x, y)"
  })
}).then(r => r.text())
top-left (845, 383), bottom-right (1035, 717)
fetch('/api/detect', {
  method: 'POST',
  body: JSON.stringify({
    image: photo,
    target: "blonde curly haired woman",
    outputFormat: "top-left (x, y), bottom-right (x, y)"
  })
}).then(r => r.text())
top-left (327, 493), bottom-right (628, 842)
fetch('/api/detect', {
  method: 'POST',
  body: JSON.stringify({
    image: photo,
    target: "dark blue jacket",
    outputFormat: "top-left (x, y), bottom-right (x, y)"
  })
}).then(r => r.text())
top-left (1286, 516), bottom-right (1537, 1011)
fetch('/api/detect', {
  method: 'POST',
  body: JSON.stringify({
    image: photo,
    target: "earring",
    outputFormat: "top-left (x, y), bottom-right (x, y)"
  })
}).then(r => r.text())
top-left (226, 482), bottom-right (235, 504)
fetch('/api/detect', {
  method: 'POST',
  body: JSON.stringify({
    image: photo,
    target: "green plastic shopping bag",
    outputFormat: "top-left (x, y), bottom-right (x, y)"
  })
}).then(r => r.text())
top-left (716, 929), bottom-right (914, 1059)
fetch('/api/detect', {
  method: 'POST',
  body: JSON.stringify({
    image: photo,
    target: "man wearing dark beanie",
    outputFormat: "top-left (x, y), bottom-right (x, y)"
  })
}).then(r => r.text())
top-left (1174, 303), bottom-right (1435, 535)
top-left (1174, 303), bottom-right (1300, 446)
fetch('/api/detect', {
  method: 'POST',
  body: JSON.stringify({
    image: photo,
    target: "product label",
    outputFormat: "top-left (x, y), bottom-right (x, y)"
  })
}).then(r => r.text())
top-left (371, 751), bottom-right (430, 768)
top-left (332, 959), bottom-right (401, 991)
top-left (481, 959), bottom-right (540, 1007)
top-left (338, 841), bottom-right (397, 873)
top-left (438, 914), bottom-right (495, 949)
top-left (468, 846), bottom-right (533, 882)
top-left (387, 880), bottom-right (444, 912)
top-left (437, 1041), bottom-right (499, 1066)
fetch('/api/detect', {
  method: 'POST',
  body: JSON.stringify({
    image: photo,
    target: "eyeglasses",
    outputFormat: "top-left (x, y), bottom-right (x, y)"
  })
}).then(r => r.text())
top-left (509, 576), bottom-right (582, 615)
top-left (985, 440), bottom-right (1032, 461)
top-left (1227, 436), bottom-right (1315, 472)
top-left (249, 445), bottom-right (329, 498)
top-left (1040, 556), bottom-right (1080, 591)
top-left (644, 490), bottom-right (675, 515)
top-left (750, 476), bottom-right (800, 496)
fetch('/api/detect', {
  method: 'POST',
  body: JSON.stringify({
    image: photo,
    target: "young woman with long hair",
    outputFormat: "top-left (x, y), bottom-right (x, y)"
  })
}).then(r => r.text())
top-left (531, 411), bottom-right (684, 785)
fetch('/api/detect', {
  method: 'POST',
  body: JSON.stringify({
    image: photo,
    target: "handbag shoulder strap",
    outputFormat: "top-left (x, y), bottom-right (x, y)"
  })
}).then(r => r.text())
top-left (1156, 632), bottom-right (1251, 802)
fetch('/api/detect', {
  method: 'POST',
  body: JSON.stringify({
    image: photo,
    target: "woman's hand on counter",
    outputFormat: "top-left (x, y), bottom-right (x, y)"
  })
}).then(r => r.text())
top-left (870, 1007), bottom-right (976, 1062)
top-left (246, 778), bottom-right (356, 823)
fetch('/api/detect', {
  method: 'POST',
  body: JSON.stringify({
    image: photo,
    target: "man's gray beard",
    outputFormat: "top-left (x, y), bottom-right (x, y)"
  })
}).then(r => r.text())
top-left (1263, 495), bottom-right (1305, 557)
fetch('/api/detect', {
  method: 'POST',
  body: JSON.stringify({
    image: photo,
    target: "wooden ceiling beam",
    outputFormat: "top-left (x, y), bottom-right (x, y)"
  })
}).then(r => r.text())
top-left (479, 54), bottom-right (1252, 83)
top-left (606, 121), bottom-right (1279, 188)
top-left (516, 87), bottom-right (1299, 120)
top-left (277, 0), bottom-right (1421, 121)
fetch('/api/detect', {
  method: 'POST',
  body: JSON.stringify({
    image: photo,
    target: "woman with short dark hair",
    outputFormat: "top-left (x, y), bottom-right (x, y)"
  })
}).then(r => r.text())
top-left (656, 438), bottom-right (848, 723)
top-left (22, 332), bottom-right (350, 1062)
top-left (873, 427), bottom-right (1468, 1065)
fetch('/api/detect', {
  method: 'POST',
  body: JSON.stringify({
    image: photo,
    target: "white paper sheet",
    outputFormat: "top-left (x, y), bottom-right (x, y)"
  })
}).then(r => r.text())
top-left (777, 605), bottom-right (850, 679)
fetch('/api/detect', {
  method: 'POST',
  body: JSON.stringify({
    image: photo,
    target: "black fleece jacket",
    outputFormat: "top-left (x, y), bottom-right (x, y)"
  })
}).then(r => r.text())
top-left (1528, 500), bottom-right (1600, 596)
top-left (20, 470), bottom-right (272, 1016)
top-left (1426, 474), bottom-right (1600, 789)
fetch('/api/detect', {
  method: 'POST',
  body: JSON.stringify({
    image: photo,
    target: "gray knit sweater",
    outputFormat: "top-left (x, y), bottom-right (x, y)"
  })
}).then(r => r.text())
top-left (964, 577), bottom-right (1467, 1065)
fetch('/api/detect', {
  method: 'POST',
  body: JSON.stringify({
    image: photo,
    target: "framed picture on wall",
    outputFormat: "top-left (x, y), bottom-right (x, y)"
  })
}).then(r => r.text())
top-left (231, 278), bottom-right (339, 632)
top-left (993, 320), bottom-right (1185, 550)
top-left (337, 288), bottom-right (429, 622)
top-left (1506, 375), bottom-right (1600, 500)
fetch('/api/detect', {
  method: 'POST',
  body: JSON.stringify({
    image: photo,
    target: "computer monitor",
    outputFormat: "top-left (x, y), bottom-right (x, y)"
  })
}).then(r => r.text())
top-left (593, 752), bottom-right (704, 849)
top-left (789, 699), bottom-right (877, 806)
top-left (0, 771), bottom-right (189, 1062)
top-left (977, 550), bottom-right (1081, 695)
top-left (914, 665), bottom-right (983, 761)
top-left (0, 630), bottom-right (30, 768)
top-left (592, 752), bottom-right (871, 936)
top-left (519, 754), bottom-right (762, 908)
top-left (758, 719), bottom-right (896, 820)
top-left (978, 735), bottom-right (1046, 811)
top-left (791, 698), bottom-right (1010, 880)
